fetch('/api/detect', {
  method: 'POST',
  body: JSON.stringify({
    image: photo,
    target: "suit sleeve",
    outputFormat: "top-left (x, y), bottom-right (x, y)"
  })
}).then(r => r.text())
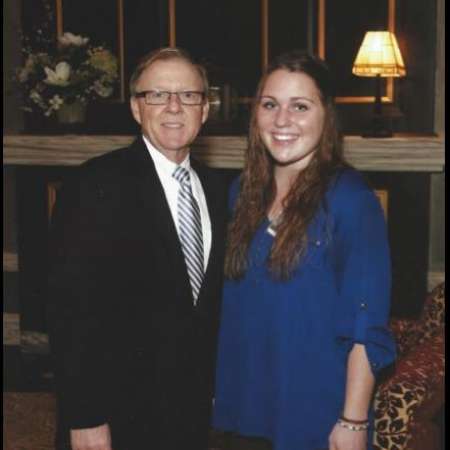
top-left (333, 188), bottom-right (396, 375)
top-left (47, 170), bottom-right (114, 429)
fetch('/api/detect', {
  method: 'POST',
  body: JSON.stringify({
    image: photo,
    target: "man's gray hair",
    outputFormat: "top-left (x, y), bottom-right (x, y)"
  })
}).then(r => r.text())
top-left (129, 47), bottom-right (209, 96)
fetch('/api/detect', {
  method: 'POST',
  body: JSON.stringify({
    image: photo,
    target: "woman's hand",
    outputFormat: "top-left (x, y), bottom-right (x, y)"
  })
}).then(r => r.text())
top-left (328, 422), bottom-right (367, 450)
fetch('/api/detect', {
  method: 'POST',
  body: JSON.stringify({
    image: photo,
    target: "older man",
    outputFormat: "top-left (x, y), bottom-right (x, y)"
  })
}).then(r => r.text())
top-left (47, 48), bottom-right (227, 450)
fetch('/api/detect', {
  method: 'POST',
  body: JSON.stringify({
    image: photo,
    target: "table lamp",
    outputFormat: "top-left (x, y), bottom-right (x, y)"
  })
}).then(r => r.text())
top-left (352, 31), bottom-right (406, 138)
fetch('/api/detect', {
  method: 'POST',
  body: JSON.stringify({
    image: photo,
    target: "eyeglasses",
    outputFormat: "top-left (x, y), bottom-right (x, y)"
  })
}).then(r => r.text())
top-left (134, 90), bottom-right (205, 105)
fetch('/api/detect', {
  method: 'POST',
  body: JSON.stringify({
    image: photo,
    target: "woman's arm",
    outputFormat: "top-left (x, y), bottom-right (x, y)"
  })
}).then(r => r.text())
top-left (343, 343), bottom-right (375, 419)
top-left (328, 343), bottom-right (375, 450)
top-left (328, 174), bottom-right (397, 449)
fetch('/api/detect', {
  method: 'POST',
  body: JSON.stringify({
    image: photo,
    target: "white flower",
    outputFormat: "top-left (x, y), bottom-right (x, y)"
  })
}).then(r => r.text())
top-left (18, 68), bottom-right (30, 83)
top-left (29, 90), bottom-right (42, 103)
top-left (58, 32), bottom-right (89, 47)
top-left (17, 30), bottom-right (118, 117)
top-left (18, 55), bottom-right (35, 82)
top-left (49, 95), bottom-right (64, 110)
top-left (44, 62), bottom-right (71, 86)
top-left (93, 80), bottom-right (113, 98)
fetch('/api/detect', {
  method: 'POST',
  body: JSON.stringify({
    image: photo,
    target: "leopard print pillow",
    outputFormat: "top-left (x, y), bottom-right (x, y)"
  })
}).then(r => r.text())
top-left (373, 331), bottom-right (444, 450)
top-left (391, 282), bottom-right (445, 356)
top-left (418, 282), bottom-right (445, 343)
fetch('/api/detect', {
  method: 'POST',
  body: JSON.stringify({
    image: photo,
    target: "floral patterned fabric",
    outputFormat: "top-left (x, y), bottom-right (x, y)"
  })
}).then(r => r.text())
top-left (373, 282), bottom-right (445, 450)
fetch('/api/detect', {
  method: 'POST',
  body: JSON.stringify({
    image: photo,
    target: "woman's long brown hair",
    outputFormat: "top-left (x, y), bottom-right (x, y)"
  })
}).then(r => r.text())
top-left (225, 51), bottom-right (347, 280)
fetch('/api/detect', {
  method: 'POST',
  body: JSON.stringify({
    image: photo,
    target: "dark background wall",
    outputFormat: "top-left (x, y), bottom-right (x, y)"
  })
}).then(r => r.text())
top-left (12, 0), bottom-right (439, 136)
top-left (3, 0), bottom-right (445, 330)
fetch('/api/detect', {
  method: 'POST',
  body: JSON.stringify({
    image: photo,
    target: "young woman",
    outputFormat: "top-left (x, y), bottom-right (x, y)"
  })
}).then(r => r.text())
top-left (213, 51), bottom-right (396, 450)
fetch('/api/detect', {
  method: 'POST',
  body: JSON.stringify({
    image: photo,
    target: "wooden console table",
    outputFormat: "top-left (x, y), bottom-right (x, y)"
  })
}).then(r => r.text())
top-left (3, 134), bottom-right (445, 172)
top-left (3, 133), bottom-right (445, 345)
top-left (3, 133), bottom-right (445, 286)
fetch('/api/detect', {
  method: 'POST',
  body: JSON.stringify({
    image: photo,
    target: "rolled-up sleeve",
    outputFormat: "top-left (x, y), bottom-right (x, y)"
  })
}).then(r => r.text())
top-left (334, 188), bottom-right (396, 375)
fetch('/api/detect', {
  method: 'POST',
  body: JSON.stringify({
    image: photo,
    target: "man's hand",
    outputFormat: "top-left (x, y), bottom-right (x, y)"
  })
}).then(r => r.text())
top-left (70, 423), bottom-right (112, 450)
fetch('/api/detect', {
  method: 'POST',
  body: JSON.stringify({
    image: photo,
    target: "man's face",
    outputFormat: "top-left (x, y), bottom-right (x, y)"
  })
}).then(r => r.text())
top-left (130, 58), bottom-right (209, 163)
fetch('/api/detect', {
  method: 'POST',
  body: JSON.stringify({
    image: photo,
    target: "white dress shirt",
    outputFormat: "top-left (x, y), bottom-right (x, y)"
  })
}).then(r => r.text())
top-left (143, 135), bottom-right (212, 271)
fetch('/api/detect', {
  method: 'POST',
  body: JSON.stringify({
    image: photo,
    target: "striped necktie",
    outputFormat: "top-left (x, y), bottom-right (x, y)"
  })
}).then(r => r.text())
top-left (173, 166), bottom-right (204, 304)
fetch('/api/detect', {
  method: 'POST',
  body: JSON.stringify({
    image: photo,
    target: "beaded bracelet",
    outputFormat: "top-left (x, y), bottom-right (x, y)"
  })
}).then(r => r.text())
top-left (340, 415), bottom-right (369, 425)
top-left (337, 419), bottom-right (369, 431)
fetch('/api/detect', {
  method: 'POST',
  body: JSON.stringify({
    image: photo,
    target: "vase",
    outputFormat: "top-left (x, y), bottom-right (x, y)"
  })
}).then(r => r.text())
top-left (56, 101), bottom-right (87, 125)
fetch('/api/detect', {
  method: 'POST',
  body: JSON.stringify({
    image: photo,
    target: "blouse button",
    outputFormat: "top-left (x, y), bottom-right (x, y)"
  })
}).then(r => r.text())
top-left (360, 302), bottom-right (367, 309)
top-left (315, 240), bottom-right (321, 246)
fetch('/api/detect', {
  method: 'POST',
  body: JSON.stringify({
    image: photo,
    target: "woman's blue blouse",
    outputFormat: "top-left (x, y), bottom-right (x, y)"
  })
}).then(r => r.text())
top-left (213, 168), bottom-right (396, 450)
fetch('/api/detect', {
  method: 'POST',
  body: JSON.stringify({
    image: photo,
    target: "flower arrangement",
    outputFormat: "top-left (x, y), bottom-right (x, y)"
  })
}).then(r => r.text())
top-left (16, 31), bottom-right (119, 117)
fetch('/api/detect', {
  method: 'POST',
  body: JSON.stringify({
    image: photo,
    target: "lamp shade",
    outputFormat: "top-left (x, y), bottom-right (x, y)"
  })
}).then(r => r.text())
top-left (352, 31), bottom-right (406, 77)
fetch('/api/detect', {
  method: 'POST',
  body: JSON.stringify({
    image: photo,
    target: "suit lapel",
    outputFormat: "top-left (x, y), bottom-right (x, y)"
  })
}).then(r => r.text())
top-left (129, 139), bottom-right (193, 303)
top-left (192, 159), bottom-right (223, 306)
top-left (127, 139), bottom-right (223, 308)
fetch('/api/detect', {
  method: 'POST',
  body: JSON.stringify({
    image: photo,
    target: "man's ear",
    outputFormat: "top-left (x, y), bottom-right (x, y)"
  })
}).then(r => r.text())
top-left (130, 97), bottom-right (142, 125)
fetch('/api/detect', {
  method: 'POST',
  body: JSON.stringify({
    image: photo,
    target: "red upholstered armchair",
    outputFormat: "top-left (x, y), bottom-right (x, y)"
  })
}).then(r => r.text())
top-left (373, 282), bottom-right (445, 450)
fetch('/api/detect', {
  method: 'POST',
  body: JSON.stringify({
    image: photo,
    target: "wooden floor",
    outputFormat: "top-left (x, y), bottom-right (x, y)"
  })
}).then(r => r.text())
top-left (3, 390), bottom-right (227, 450)
top-left (3, 392), bottom-right (56, 450)
top-left (3, 327), bottom-right (444, 450)
top-left (2, 342), bottom-right (226, 450)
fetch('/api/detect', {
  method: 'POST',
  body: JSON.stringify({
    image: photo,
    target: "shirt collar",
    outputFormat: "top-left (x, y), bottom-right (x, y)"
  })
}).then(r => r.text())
top-left (142, 135), bottom-right (191, 177)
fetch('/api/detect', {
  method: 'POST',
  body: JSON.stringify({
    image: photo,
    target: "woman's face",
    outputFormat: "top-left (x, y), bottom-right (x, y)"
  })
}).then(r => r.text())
top-left (256, 69), bottom-right (326, 172)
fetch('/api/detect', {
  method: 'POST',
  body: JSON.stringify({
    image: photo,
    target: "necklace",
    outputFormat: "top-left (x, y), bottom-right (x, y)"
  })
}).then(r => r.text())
top-left (267, 210), bottom-right (283, 236)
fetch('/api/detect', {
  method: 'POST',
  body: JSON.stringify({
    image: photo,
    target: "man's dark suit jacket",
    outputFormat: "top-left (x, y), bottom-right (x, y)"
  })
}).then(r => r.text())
top-left (47, 137), bottom-right (228, 450)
